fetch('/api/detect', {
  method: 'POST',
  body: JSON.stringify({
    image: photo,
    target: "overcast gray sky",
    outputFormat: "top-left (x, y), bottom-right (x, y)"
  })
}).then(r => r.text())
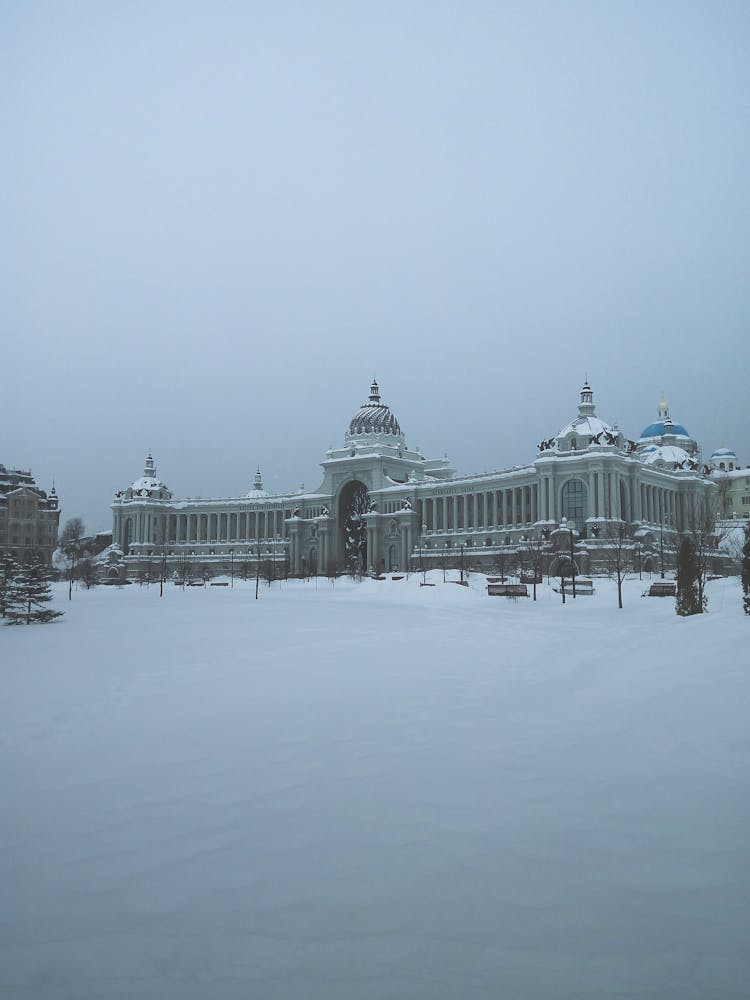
top-left (3, 0), bottom-right (748, 533)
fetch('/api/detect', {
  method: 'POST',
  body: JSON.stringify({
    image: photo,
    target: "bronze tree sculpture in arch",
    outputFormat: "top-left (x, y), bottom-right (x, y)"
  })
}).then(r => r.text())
top-left (340, 481), bottom-right (370, 573)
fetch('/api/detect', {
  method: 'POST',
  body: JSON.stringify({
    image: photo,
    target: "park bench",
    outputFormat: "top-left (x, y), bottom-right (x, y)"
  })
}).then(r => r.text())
top-left (643, 581), bottom-right (676, 597)
top-left (487, 583), bottom-right (529, 598)
top-left (486, 576), bottom-right (507, 584)
top-left (553, 578), bottom-right (595, 595)
top-left (210, 581), bottom-right (229, 587)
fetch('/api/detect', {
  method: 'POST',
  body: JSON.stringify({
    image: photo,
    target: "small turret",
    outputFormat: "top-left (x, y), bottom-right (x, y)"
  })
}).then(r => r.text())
top-left (369, 378), bottom-right (380, 404)
top-left (577, 380), bottom-right (596, 418)
top-left (144, 452), bottom-right (156, 478)
top-left (254, 467), bottom-right (263, 492)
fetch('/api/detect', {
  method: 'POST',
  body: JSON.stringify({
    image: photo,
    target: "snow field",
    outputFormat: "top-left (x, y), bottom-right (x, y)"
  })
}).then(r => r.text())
top-left (2, 574), bottom-right (749, 999)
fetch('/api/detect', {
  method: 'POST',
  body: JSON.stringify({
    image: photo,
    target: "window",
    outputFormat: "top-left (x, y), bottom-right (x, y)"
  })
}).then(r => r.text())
top-left (561, 478), bottom-right (588, 533)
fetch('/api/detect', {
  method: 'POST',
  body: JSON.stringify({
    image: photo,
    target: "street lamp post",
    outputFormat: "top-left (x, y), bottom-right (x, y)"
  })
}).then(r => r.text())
top-left (569, 524), bottom-right (577, 599)
top-left (659, 493), bottom-right (665, 578)
top-left (68, 541), bottom-right (77, 601)
top-left (230, 549), bottom-right (234, 587)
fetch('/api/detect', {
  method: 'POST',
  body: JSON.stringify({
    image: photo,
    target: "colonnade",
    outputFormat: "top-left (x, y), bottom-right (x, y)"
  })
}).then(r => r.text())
top-left (639, 483), bottom-right (682, 530)
top-left (115, 507), bottom-right (288, 549)
top-left (418, 473), bottom-right (686, 535)
top-left (423, 484), bottom-right (539, 533)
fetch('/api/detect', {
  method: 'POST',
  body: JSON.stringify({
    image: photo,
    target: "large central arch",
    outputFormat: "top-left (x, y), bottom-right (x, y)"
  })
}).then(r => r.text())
top-left (338, 480), bottom-right (369, 573)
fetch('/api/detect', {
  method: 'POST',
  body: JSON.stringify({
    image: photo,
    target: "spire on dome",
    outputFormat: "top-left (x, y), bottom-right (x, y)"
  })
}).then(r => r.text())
top-left (578, 380), bottom-right (596, 417)
top-left (658, 393), bottom-right (669, 420)
top-left (144, 452), bottom-right (156, 478)
top-left (254, 466), bottom-right (263, 491)
top-left (369, 378), bottom-right (380, 404)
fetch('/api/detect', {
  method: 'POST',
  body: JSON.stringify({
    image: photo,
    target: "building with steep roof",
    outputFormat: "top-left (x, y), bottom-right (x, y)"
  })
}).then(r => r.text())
top-left (110, 380), bottom-right (725, 580)
top-left (0, 464), bottom-right (60, 564)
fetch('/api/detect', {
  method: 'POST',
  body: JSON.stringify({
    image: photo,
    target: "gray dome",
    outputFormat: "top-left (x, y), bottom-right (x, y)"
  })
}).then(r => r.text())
top-left (347, 380), bottom-right (402, 439)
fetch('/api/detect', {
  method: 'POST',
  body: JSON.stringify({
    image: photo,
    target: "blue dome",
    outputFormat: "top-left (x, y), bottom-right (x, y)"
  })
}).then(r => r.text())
top-left (640, 420), bottom-right (689, 439)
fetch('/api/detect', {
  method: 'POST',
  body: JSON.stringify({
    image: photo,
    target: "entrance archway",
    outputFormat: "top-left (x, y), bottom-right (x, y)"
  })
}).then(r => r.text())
top-left (338, 480), bottom-right (369, 573)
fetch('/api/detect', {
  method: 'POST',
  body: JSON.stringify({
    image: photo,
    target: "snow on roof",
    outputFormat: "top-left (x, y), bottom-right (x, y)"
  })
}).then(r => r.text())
top-left (131, 477), bottom-right (163, 491)
top-left (642, 445), bottom-right (691, 467)
top-left (556, 416), bottom-right (615, 440)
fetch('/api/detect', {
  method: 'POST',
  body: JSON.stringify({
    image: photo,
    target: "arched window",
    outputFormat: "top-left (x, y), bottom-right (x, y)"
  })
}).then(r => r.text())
top-left (571, 438), bottom-right (577, 450)
top-left (561, 478), bottom-right (588, 534)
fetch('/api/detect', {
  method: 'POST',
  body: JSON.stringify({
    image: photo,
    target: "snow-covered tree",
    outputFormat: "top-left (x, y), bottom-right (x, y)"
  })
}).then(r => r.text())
top-left (78, 557), bottom-right (98, 590)
top-left (5, 554), bottom-right (63, 625)
top-left (742, 521), bottom-right (750, 616)
top-left (675, 535), bottom-right (704, 617)
top-left (0, 553), bottom-right (21, 619)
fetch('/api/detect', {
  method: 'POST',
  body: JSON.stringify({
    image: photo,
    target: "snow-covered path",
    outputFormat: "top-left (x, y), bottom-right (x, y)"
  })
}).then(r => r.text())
top-left (2, 576), bottom-right (748, 999)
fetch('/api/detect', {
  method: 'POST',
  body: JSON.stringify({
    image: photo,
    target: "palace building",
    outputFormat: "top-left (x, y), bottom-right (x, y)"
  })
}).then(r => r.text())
top-left (110, 380), bottom-right (724, 581)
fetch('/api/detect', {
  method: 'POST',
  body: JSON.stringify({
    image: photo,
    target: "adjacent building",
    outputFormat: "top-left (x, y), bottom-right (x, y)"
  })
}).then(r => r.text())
top-left (0, 465), bottom-right (60, 564)
top-left (709, 447), bottom-right (750, 521)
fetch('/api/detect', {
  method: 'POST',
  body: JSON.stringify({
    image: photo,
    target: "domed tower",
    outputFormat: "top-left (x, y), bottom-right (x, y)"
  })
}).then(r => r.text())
top-left (551, 381), bottom-right (624, 452)
top-left (709, 447), bottom-right (738, 472)
top-left (246, 466), bottom-right (269, 498)
top-left (119, 453), bottom-right (172, 500)
top-left (345, 379), bottom-right (405, 446)
top-left (637, 394), bottom-right (698, 459)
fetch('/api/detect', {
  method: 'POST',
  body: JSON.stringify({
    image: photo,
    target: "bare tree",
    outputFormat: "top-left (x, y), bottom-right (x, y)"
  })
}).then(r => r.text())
top-left (60, 517), bottom-right (85, 552)
top-left (519, 534), bottom-right (545, 601)
top-left (606, 522), bottom-right (630, 609)
top-left (713, 473), bottom-right (732, 520)
top-left (684, 495), bottom-right (725, 610)
top-left (175, 556), bottom-right (194, 588)
top-left (492, 550), bottom-right (510, 583)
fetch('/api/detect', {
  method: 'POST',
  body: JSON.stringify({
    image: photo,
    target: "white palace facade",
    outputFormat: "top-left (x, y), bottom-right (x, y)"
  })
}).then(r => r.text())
top-left (110, 380), bottom-right (723, 580)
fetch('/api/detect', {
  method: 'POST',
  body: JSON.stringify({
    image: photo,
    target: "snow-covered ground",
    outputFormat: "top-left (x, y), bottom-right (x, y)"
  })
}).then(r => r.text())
top-left (2, 574), bottom-right (749, 999)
